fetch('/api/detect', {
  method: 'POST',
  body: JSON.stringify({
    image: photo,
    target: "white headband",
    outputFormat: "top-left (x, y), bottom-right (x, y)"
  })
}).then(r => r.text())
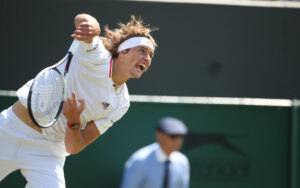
top-left (117, 37), bottom-right (154, 52)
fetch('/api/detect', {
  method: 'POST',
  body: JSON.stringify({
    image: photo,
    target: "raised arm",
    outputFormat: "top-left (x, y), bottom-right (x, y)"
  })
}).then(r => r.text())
top-left (71, 13), bottom-right (100, 43)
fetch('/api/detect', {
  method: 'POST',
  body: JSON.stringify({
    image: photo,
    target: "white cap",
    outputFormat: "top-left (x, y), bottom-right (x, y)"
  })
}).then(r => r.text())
top-left (117, 37), bottom-right (154, 52)
top-left (156, 117), bottom-right (188, 135)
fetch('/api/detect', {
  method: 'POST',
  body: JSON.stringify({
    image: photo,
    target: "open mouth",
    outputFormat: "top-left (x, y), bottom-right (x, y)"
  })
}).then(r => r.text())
top-left (138, 64), bottom-right (146, 71)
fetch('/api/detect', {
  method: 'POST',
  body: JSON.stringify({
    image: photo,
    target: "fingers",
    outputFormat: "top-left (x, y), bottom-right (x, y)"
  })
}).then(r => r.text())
top-left (71, 32), bottom-right (93, 42)
top-left (74, 28), bottom-right (93, 36)
top-left (64, 92), bottom-right (84, 109)
top-left (71, 21), bottom-right (99, 43)
top-left (62, 92), bottom-right (85, 124)
top-left (78, 99), bottom-right (86, 112)
top-left (79, 22), bottom-right (100, 35)
top-left (75, 23), bottom-right (93, 36)
top-left (72, 92), bottom-right (77, 105)
top-left (79, 22), bottom-right (92, 27)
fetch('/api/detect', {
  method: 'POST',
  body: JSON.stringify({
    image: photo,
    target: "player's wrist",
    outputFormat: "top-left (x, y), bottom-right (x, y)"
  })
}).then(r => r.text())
top-left (67, 122), bottom-right (81, 130)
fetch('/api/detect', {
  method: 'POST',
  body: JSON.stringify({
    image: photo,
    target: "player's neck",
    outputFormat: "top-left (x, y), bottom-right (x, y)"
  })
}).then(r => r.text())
top-left (111, 59), bottom-right (128, 87)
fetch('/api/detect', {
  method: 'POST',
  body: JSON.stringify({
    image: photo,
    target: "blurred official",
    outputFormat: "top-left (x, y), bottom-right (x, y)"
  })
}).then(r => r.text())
top-left (120, 117), bottom-right (190, 188)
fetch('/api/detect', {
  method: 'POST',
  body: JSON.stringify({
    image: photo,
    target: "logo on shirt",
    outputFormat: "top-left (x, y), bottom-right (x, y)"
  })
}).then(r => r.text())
top-left (86, 43), bottom-right (99, 53)
top-left (101, 102), bottom-right (110, 110)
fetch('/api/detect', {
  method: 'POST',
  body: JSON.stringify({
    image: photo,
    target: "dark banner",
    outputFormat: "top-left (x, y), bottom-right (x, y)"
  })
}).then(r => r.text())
top-left (1, 0), bottom-right (300, 98)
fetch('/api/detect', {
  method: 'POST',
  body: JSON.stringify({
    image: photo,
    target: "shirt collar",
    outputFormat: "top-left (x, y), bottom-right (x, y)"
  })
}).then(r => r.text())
top-left (155, 143), bottom-right (170, 162)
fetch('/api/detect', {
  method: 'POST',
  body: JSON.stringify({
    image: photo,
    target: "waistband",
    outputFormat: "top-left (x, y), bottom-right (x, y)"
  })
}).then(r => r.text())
top-left (2, 107), bottom-right (44, 140)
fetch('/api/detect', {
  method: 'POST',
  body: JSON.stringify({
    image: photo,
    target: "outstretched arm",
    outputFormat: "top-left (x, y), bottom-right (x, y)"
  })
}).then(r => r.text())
top-left (71, 13), bottom-right (100, 43)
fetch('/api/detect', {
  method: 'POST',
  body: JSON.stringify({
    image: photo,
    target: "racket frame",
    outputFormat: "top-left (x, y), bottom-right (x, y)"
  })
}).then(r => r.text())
top-left (27, 44), bottom-right (76, 128)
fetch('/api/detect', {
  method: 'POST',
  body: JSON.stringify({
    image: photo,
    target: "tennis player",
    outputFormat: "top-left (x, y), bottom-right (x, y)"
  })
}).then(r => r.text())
top-left (0, 13), bottom-right (157, 188)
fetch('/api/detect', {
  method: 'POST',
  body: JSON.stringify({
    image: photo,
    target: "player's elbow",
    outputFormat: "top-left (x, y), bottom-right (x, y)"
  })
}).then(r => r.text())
top-left (67, 146), bottom-right (83, 155)
top-left (65, 141), bottom-right (84, 154)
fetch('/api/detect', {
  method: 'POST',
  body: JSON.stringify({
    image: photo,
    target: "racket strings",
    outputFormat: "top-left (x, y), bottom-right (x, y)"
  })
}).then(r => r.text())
top-left (30, 69), bottom-right (64, 127)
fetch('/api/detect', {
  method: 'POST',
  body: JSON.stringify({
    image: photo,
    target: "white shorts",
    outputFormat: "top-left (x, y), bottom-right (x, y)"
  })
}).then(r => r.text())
top-left (0, 107), bottom-right (67, 188)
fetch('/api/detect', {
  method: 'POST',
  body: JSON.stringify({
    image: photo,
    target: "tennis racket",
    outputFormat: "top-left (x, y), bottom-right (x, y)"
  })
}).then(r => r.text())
top-left (27, 40), bottom-right (80, 128)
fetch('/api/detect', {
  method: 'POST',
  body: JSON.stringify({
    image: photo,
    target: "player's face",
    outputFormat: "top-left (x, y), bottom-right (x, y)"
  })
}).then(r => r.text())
top-left (121, 46), bottom-right (154, 79)
top-left (156, 132), bottom-right (185, 156)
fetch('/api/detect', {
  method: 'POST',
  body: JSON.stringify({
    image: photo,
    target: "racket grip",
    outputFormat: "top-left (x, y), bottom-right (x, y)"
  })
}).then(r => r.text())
top-left (68, 40), bottom-right (80, 54)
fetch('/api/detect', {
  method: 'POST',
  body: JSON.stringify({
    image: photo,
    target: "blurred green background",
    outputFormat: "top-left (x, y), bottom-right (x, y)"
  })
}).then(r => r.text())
top-left (0, 95), bottom-right (299, 188)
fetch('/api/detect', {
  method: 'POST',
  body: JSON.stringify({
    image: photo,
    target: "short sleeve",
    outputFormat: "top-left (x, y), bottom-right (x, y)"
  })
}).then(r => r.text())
top-left (94, 102), bottom-right (130, 135)
top-left (182, 155), bottom-right (190, 188)
top-left (121, 157), bottom-right (145, 188)
top-left (16, 79), bottom-right (34, 108)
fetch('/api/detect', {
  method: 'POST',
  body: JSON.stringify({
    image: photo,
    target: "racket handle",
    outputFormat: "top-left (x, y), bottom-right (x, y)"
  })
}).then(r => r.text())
top-left (68, 39), bottom-right (80, 54)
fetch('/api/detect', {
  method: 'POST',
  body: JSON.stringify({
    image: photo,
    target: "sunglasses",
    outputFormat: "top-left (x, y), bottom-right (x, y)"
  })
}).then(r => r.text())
top-left (168, 134), bottom-right (185, 140)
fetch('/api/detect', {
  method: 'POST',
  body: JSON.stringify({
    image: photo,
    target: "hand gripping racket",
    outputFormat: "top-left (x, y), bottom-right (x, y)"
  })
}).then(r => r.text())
top-left (27, 40), bottom-right (80, 128)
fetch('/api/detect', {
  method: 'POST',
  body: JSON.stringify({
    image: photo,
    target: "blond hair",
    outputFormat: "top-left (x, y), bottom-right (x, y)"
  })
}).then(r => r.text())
top-left (101, 15), bottom-right (158, 57)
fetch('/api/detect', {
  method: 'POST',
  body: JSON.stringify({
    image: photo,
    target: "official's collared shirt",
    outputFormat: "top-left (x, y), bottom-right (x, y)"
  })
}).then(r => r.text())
top-left (121, 143), bottom-right (190, 188)
top-left (16, 37), bottom-right (130, 143)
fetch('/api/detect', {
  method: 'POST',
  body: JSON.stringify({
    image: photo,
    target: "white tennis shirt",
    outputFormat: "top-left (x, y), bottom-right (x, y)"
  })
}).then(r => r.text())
top-left (17, 37), bottom-right (130, 142)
